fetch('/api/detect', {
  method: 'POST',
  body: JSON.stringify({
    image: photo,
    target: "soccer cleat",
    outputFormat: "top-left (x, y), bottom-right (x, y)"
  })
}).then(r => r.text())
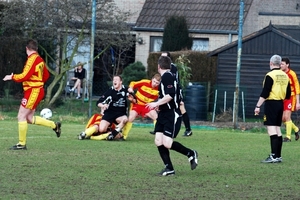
top-left (188, 150), bottom-right (198, 170)
top-left (69, 88), bottom-right (74, 92)
top-left (118, 136), bottom-right (126, 141)
top-left (183, 130), bottom-right (193, 137)
top-left (283, 137), bottom-right (291, 142)
top-left (261, 154), bottom-right (278, 163)
top-left (53, 122), bottom-right (61, 138)
top-left (295, 131), bottom-right (299, 141)
top-left (157, 168), bottom-right (175, 176)
top-left (106, 134), bottom-right (114, 141)
top-left (149, 131), bottom-right (155, 135)
top-left (276, 157), bottom-right (283, 163)
top-left (76, 96), bottom-right (81, 99)
top-left (9, 144), bottom-right (27, 150)
top-left (78, 132), bottom-right (86, 140)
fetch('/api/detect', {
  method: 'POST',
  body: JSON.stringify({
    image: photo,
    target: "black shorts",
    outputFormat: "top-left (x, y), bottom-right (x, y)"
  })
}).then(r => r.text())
top-left (154, 109), bottom-right (182, 138)
top-left (102, 111), bottom-right (126, 124)
top-left (263, 100), bottom-right (283, 126)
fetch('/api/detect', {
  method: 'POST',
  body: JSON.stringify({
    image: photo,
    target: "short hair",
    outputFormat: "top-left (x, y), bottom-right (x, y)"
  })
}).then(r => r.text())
top-left (270, 55), bottom-right (281, 66)
top-left (161, 52), bottom-right (171, 58)
top-left (26, 39), bottom-right (38, 51)
top-left (158, 56), bottom-right (171, 70)
top-left (281, 57), bottom-right (290, 67)
top-left (152, 73), bottom-right (161, 81)
top-left (113, 75), bottom-right (122, 81)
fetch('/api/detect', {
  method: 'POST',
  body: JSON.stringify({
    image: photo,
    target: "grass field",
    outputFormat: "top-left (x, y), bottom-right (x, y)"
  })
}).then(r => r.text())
top-left (1, 118), bottom-right (300, 200)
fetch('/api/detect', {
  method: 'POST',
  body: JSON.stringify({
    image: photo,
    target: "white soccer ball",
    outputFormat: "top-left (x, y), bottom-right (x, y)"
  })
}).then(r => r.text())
top-left (40, 108), bottom-right (52, 119)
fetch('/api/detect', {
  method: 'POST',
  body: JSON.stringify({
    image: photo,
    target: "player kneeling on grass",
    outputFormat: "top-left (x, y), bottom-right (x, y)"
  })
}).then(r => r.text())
top-left (78, 113), bottom-right (123, 140)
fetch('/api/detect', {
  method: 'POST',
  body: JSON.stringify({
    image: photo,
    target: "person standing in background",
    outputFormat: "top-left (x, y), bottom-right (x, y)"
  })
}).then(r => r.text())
top-left (254, 55), bottom-right (291, 163)
top-left (280, 57), bottom-right (300, 142)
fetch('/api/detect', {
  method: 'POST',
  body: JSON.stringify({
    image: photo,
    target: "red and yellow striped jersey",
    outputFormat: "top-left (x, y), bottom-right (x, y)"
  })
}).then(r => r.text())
top-left (12, 53), bottom-right (49, 91)
top-left (129, 79), bottom-right (159, 106)
top-left (286, 68), bottom-right (300, 96)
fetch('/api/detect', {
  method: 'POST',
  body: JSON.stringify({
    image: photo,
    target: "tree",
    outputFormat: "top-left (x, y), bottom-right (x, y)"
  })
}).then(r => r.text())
top-left (0, 0), bottom-right (135, 107)
top-left (161, 15), bottom-right (193, 51)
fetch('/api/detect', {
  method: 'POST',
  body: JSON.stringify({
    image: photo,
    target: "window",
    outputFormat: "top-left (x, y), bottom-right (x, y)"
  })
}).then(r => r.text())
top-left (150, 36), bottom-right (209, 52)
top-left (150, 36), bottom-right (162, 52)
top-left (192, 38), bottom-right (209, 51)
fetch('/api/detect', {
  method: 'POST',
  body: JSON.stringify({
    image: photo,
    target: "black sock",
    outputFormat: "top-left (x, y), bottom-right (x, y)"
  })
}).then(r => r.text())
top-left (182, 112), bottom-right (191, 131)
top-left (270, 135), bottom-right (278, 157)
top-left (171, 141), bottom-right (193, 157)
top-left (157, 145), bottom-right (173, 170)
top-left (111, 129), bottom-right (119, 137)
top-left (277, 136), bottom-right (283, 158)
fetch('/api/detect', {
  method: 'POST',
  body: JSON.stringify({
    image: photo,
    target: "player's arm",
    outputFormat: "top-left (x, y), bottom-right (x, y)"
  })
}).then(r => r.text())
top-left (129, 79), bottom-right (148, 90)
top-left (12, 56), bottom-right (37, 82)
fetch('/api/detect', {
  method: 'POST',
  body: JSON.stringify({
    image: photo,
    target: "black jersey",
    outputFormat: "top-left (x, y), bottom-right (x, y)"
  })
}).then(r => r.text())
top-left (170, 63), bottom-right (183, 102)
top-left (96, 85), bottom-right (129, 114)
top-left (158, 71), bottom-right (179, 110)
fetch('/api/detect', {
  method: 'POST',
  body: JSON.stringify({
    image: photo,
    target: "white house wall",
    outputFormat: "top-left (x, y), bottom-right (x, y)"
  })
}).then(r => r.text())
top-left (135, 32), bottom-right (238, 69)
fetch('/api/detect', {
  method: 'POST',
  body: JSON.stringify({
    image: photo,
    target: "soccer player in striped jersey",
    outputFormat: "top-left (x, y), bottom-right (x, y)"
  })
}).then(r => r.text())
top-left (3, 39), bottom-right (61, 150)
top-left (280, 57), bottom-right (300, 142)
top-left (121, 73), bottom-right (161, 140)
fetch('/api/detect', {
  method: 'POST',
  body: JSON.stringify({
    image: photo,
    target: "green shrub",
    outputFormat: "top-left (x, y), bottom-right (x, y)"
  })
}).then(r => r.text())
top-left (121, 61), bottom-right (147, 86)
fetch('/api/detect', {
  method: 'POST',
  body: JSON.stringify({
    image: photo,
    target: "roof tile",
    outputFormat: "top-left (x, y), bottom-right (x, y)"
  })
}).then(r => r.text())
top-left (135, 0), bottom-right (253, 32)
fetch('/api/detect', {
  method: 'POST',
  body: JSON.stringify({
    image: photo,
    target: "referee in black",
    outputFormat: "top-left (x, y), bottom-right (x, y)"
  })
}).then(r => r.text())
top-left (146, 55), bottom-right (198, 176)
top-left (254, 54), bottom-right (291, 163)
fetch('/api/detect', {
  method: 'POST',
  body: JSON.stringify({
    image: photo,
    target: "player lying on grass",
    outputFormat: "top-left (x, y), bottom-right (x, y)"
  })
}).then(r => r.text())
top-left (78, 75), bottom-right (136, 140)
top-left (78, 113), bottom-right (123, 140)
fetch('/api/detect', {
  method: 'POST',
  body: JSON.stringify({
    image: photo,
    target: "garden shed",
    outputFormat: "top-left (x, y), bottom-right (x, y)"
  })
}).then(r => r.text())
top-left (207, 23), bottom-right (300, 118)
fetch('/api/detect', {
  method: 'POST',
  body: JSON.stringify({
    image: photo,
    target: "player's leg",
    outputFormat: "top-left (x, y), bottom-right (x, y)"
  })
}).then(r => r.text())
top-left (168, 109), bottom-right (198, 170)
top-left (79, 114), bottom-right (101, 140)
top-left (290, 97), bottom-right (299, 140)
top-left (122, 110), bottom-right (138, 140)
top-left (283, 110), bottom-right (292, 142)
top-left (180, 102), bottom-right (192, 136)
top-left (154, 113), bottom-right (175, 176)
top-left (108, 115), bottom-right (128, 140)
top-left (90, 133), bottom-right (110, 140)
top-left (75, 79), bottom-right (82, 99)
top-left (282, 99), bottom-right (292, 142)
top-left (15, 106), bottom-right (31, 147)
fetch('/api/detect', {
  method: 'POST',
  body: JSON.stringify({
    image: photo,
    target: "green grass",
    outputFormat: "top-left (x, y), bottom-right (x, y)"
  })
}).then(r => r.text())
top-left (1, 119), bottom-right (300, 199)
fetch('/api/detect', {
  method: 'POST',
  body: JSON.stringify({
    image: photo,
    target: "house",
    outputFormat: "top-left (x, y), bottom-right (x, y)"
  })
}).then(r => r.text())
top-left (207, 23), bottom-right (300, 118)
top-left (130, 0), bottom-right (300, 68)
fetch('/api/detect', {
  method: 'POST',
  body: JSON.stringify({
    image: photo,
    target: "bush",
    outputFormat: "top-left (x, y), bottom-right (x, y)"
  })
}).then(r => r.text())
top-left (121, 61), bottom-right (147, 86)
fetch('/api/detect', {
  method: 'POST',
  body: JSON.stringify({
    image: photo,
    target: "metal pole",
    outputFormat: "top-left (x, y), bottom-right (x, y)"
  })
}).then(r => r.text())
top-left (212, 89), bottom-right (218, 123)
top-left (88, 0), bottom-right (96, 117)
top-left (233, 0), bottom-right (244, 129)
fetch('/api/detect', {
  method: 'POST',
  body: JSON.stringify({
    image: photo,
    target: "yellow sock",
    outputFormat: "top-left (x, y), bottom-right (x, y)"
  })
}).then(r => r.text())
top-left (153, 120), bottom-right (156, 126)
top-left (122, 122), bottom-right (132, 140)
top-left (33, 116), bottom-right (56, 129)
top-left (291, 121), bottom-right (299, 133)
top-left (285, 121), bottom-right (292, 139)
top-left (18, 121), bottom-right (28, 145)
top-left (90, 133), bottom-right (109, 140)
top-left (85, 126), bottom-right (97, 137)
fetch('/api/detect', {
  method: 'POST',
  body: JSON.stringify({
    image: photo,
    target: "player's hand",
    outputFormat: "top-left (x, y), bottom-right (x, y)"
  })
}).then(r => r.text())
top-left (3, 73), bottom-right (13, 81)
top-left (254, 107), bottom-right (260, 116)
top-left (127, 92), bottom-right (137, 103)
top-left (146, 102), bottom-right (158, 110)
